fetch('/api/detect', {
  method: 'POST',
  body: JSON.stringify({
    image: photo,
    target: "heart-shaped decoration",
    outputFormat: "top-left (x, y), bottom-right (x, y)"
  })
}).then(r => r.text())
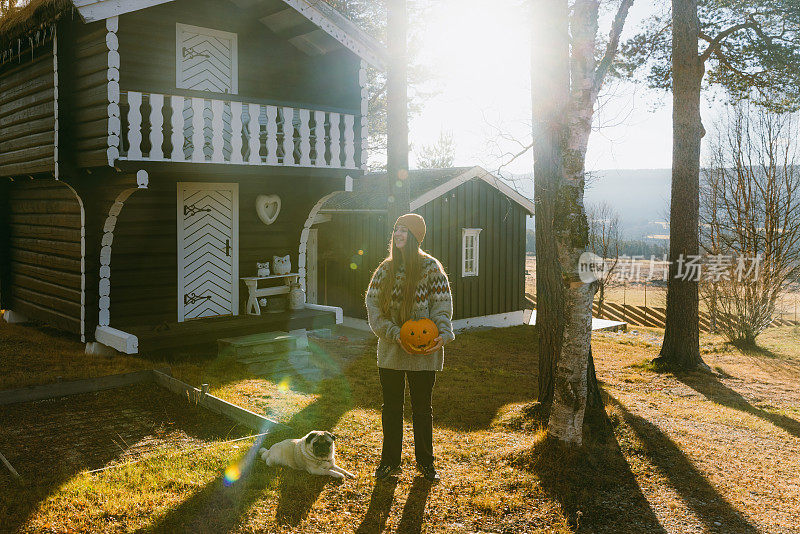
top-left (256, 194), bottom-right (281, 225)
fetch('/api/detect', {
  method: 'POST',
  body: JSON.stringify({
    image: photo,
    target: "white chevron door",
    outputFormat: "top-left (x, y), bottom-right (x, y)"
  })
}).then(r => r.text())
top-left (176, 23), bottom-right (238, 94)
top-left (177, 183), bottom-right (239, 322)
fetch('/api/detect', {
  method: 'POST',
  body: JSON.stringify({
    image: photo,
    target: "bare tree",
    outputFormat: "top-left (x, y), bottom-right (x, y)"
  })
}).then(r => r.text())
top-left (587, 202), bottom-right (621, 316)
top-left (700, 104), bottom-right (800, 346)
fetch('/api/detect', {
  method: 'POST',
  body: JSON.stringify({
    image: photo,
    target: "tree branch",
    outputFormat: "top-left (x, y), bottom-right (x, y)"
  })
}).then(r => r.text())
top-left (707, 43), bottom-right (764, 85)
top-left (594, 0), bottom-right (634, 94)
top-left (699, 22), bottom-right (754, 62)
top-left (496, 141), bottom-right (534, 175)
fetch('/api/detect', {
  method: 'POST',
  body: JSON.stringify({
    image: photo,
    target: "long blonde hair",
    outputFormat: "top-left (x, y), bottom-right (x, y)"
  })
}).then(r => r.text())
top-left (376, 230), bottom-right (424, 324)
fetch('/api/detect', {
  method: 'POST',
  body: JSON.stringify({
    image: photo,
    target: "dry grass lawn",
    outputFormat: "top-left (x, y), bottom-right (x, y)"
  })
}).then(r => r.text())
top-left (1, 313), bottom-right (799, 533)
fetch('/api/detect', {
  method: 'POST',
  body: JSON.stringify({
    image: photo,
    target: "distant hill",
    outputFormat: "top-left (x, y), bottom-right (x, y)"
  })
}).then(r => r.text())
top-left (511, 168), bottom-right (672, 239)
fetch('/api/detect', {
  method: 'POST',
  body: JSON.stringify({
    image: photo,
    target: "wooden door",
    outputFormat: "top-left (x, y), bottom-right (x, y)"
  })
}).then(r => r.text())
top-left (176, 23), bottom-right (238, 94)
top-left (177, 183), bottom-right (239, 322)
top-left (306, 228), bottom-right (318, 304)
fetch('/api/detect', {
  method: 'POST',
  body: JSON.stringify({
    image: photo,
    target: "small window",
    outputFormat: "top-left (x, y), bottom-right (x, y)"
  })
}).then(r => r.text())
top-left (176, 23), bottom-right (238, 94)
top-left (462, 228), bottom-right (482, 277)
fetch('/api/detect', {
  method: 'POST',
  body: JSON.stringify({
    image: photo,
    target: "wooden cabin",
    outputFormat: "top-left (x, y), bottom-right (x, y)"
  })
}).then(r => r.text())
top-left (0, 0), bottom-right (384, 354)
top-left (312, 167), bottom-right (535, 329)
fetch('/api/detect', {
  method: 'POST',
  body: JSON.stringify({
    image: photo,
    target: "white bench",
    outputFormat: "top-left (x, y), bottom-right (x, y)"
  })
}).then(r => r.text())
top-left (241, 273), bottom-right (300, 315)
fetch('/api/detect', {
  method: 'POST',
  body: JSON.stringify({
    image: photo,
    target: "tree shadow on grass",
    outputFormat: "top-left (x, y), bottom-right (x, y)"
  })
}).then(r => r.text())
top-left (139, 326), bottom-right (538, 531)
top-left (275, 469), bottom-right (334, 526)
top-left (343, 326), bottom-right (541, 432)
top-left (140, 375), bottom-right (355, 532)
top-left (729, 341), bottom-right (782, 360)
top-left (607, 395), bottom-right (760, 534)
top-left (0, 383), bottom-right (246, 534)
top-left (355, 478), bottom-right (399, 534)
top-left (675, 372), bottom-right (800, 438)
top-left (520, 408), bottom-right (667, 533)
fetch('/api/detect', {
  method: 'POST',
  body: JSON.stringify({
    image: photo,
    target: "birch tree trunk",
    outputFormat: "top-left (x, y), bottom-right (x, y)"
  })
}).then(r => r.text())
top-left (654, 0), bottom-right (708, 370)
top-left (545, 0), bottom-right (599, 446)
top-left (531, 0), bottom-right (633, 444)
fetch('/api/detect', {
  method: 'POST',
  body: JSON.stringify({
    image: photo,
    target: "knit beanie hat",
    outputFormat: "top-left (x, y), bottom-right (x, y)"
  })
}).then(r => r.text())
top-left (395, 213), bottom-right (426, 243)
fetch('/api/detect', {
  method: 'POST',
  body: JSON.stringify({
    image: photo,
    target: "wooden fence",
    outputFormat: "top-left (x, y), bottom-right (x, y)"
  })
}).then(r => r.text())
top-left (525, 294), bottom-right (798, 332)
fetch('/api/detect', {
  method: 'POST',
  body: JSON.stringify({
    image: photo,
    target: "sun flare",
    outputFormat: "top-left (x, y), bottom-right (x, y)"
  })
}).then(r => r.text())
top-left (413, 0), bottom-right (532, 170)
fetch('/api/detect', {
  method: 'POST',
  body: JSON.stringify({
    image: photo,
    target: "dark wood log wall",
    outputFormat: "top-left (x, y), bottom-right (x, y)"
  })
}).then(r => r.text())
top-left (110, 173), bottom-right (342, 328)
top-left (0, 180), bottom-right (10, 309)
top-left (5, 179), bottom-right (83, 334)
top-left (0, 45), bottom-right (55, 177)
top-left (320, 179), bottom-right (527, 321)
top-left (318, 211), bottom-right (389, 318)
top-left (117, 0), bottom-right (360, 112)
top-left (66, 19), bottom-right (113, 169)
top-left (107, 178), bottom-right (175, 328)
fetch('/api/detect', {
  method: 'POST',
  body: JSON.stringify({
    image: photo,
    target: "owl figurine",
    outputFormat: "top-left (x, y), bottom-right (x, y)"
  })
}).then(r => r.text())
top-left (257, 262), bottom-right (270, 277)
top-left (272, 255), bottom-right (291, 275)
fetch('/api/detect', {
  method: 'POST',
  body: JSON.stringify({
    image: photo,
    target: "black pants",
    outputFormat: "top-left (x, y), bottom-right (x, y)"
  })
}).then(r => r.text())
top-left (378, 367), bottom-right (436, 467)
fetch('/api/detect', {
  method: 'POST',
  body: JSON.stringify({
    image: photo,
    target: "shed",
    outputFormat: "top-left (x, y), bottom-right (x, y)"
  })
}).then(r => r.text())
top-left (307, 166), bottom-right (534, 329)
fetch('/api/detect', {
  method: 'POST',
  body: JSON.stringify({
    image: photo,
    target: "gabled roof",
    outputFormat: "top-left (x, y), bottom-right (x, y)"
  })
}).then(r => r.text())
top-left (0, 0), bottom-right (386, 68)
top-left (76, 0), bottom-right (385, 68)
top-left (321, 166), bottom-right (535, 215)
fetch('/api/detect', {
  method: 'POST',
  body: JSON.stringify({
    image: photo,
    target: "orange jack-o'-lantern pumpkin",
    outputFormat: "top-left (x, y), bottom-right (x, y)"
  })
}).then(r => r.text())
top-left (400, 318), bottom-right (439, 355)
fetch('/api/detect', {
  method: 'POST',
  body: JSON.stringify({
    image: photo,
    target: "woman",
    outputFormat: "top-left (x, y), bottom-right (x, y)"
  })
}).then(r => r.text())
top-left (365, 213), bottom-right (454, 482)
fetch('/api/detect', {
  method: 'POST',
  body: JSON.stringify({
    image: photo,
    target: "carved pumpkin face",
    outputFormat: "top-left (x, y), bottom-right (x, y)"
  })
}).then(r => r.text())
top-left (400, 318), bottom-right (439, 354)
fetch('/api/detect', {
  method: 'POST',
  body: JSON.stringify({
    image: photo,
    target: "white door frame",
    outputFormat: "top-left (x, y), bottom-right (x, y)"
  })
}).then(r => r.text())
top-left (177, 182), bottom-right (239, 322)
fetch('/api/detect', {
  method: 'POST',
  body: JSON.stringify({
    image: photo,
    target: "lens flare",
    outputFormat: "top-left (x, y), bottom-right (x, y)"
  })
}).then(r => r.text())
top-left (358, 249), bottom-right (363, 255)
top-left (350, 262), bottom-right (358, 270)
top-left (278, 377), bottom-right (291, 392)
top-left (223, 464), bottom-right (241, 486)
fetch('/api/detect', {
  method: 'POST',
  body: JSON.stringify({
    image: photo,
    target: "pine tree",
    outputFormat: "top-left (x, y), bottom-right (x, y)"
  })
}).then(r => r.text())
top-left (621, 0), bottom-right (800, 370)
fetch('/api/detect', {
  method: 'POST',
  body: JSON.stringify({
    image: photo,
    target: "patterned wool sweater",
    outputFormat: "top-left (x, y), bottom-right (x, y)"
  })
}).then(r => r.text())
top-left (365, 254), bottom-right (454, 371)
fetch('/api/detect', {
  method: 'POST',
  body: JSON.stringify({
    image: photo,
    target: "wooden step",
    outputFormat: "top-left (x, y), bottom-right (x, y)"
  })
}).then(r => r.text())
top-left (218, 331), bottom-right (297, 359)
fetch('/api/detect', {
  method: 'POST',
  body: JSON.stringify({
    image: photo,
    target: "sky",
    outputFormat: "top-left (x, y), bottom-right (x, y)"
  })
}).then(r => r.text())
top-left (407, 0), bottom-right (718, 176)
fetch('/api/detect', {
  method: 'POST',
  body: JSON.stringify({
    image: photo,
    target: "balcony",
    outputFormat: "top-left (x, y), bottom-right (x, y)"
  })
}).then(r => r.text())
top-left (118, 91), bottom-right (362, 169)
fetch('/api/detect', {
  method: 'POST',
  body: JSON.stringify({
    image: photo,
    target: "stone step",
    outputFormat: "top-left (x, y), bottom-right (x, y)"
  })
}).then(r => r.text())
top-left (307, 327), bottom-right (332, 339)
top-left (246, 349), bottom-right (340, 383)
top-left (237, 352), bottom-right (287, 365)
top-left (218, 331), bottom-right (297, 359)
top-left (246, 350), bottom-right (311, 374)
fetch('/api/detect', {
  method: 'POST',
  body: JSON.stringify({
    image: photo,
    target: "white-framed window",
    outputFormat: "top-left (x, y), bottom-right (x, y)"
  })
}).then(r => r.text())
top-left (176, 23), bottom-right (238, 94)
top-left (462, 228), bottom-right (482, 277)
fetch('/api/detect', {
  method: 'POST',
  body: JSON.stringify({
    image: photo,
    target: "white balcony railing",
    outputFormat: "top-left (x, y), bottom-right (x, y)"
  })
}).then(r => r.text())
top-left (119, 91), bottom-right (360, 169)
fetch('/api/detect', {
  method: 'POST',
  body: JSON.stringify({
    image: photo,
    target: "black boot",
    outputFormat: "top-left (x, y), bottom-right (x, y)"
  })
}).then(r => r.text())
top-left (416, 462), bottom-right (440, 483)
top-left (375, 463), bottom-right (402, 480)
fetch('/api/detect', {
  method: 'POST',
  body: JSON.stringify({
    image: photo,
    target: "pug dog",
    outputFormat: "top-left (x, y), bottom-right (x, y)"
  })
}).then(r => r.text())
top-left (258, 431), bottom-right (355, 479)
